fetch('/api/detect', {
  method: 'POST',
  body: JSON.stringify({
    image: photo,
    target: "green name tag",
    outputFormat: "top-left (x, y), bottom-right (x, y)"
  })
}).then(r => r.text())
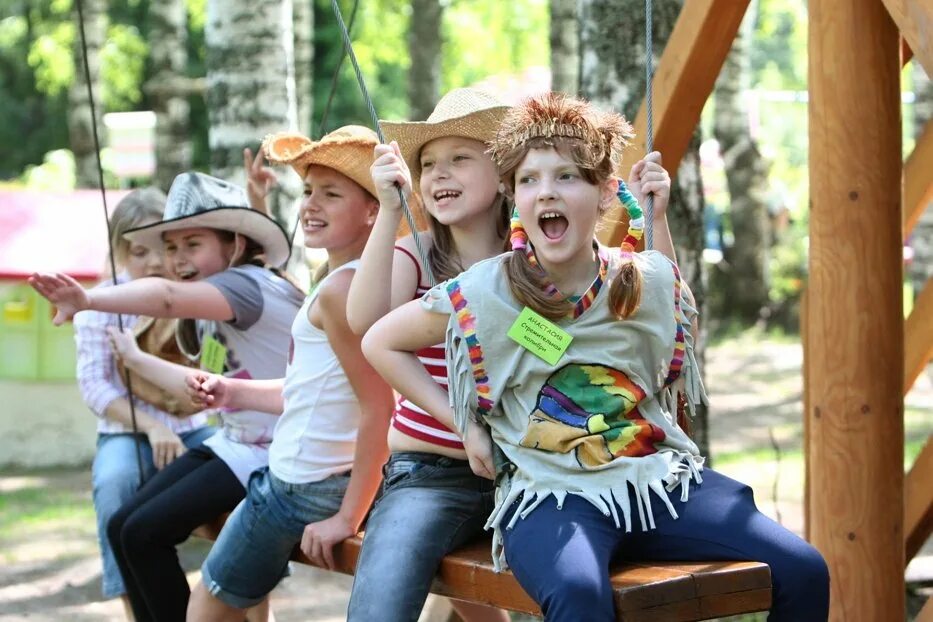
top-left (201, 335), bottom-right (227, 374)
top-left (507, 307), bottom-right (573, 366)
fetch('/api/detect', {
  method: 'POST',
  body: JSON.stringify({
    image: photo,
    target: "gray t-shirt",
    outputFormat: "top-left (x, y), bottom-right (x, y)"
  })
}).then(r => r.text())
top-left (192, 264), bottom-right (304, 485)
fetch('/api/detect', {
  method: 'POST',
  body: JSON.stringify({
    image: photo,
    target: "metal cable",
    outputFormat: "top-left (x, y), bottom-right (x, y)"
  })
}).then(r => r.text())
top-left (331, 0), bottom-right (435, 286)
top-left (644, 0), bottom-right (654, 250)
top-left (75, 0), bottom-right (146, 488)
top-left (289, 0), bottom-right (361, 255)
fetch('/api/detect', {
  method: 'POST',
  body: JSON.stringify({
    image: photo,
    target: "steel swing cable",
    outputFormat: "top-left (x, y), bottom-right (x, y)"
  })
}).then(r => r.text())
top-left (75, 0), bottom-right (146, 488)
top-left (644, 0), bottom-right (655, 251)
top-left (288, 0), bottom-right (361, 249)
top-left (330, 0), bottom-right (436, 286)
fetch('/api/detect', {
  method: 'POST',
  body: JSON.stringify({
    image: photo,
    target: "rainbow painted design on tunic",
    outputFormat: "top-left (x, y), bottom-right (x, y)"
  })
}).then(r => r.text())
top-left (446, 280), bottom-right (494, 417)
top-left (664, 262), bottom-right (687, 386)
top-left (520, 363), bottom-right (666, 468)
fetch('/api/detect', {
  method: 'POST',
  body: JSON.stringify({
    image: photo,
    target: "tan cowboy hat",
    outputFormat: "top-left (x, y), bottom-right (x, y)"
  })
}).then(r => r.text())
top-left (124, 172), bottom-right (291, 267)
top-left (263, 125), bottom-right (379, 198)
top-left (378, 88), bottom-right (510, 188)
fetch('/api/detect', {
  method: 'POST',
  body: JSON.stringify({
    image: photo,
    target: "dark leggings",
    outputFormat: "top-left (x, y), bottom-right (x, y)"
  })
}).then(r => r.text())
top-left (502, 469), bottom-right (830, 622)
top-left (107, 445), bottom-right (245, 622)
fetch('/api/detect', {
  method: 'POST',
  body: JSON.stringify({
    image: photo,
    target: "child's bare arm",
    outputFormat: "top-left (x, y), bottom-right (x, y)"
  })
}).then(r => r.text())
top-left (30, 272), bottom-right (235, 324)
top-left (300, 272), bottom-right (396, 568)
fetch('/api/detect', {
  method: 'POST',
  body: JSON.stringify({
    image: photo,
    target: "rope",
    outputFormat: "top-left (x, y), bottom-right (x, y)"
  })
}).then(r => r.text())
top-left (331, 0), bottom-right (436, 286)
top-left (644, 0), bottom-right (654, 250)
top-left (289, 0), bottom-right (361, 256)
top-left (75, 0), bottom-right (146, 488)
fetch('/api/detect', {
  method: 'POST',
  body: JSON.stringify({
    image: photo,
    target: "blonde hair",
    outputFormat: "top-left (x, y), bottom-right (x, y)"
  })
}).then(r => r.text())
top-left (425, 192), bottom-right (510, 282)
top-left (493, 94), bottom-right (644, 321)
top-left (111, 188), bottom-right (166, 263)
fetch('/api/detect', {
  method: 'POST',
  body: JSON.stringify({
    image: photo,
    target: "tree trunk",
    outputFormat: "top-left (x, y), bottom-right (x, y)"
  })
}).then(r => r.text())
top-left (909, 64), bottom-right (933, 294)
top-left (579, 0), bottom-right (710, 459)
top-left (549, 0), bottom-right (579, 95)
top-left (712, 12), bottom-right (771, 325)
top-left (408, 0), bottom-right (444, 120)
top-left (293, 0), bottom-right (314, 136)
top-left (205, 0), bottom-right (300, 228)
top-left (69, 0), bottom-right (106, 188)
top-left (149, 0), bottom-right (192, 192)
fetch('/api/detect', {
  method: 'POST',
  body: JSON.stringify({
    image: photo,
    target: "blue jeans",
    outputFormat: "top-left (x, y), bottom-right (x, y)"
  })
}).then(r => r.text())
top-left (347, 452), bottom-right (495, 622)
top-left (501, 469), bottom-right (830, 622)
top-left (91, 426), bottom-right (216, 598)
top-left (201, 467), bottom-right (350, 609)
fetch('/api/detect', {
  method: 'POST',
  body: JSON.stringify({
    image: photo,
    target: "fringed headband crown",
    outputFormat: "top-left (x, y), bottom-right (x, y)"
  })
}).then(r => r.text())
top-left (487, 92), bottom-right (634, 172)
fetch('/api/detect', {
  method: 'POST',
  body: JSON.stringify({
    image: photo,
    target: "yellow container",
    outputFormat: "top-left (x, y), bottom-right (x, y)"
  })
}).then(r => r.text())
top-left (0, 283), bottom-right (42, 380)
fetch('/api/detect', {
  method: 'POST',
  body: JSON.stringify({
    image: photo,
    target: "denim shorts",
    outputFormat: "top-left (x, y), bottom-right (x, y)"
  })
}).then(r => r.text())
top-left (347, 452), bottom-right (495, 622)
top-left (201, 466), bottom-right (350, 608)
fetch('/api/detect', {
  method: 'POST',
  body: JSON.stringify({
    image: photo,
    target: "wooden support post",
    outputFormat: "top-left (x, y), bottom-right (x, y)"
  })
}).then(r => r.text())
top-left (880, 0), bottom-right (933, 76)
top-left (905, 436), bottom-right (933, 562)
top-left (904, 120), bottom-right (933, 238)
top-left (905, 277), bottom-right (933, 394)
top-left (601, 0), bottom-right (750, 247)
top-left (808, 1), bottom-right (905, 619)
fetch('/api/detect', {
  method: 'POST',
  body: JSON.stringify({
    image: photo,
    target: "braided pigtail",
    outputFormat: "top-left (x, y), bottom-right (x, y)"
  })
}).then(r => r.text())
top-left (608, 179), bottom-right (644, 319)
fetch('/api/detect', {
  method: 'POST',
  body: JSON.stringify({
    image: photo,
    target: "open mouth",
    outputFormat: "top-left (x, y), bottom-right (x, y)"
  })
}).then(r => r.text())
top-left (176, 270), bottom-right (198, 281)
top-left (433, 189), bottom-right (461, 205)
top-left (303, 219), bottom-right (327, 231)
top-left (539, 211), bottom-right (569, 241)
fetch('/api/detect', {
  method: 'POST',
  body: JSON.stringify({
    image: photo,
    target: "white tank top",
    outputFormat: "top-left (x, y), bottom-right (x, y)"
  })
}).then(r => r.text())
top-left (269, 261), bottom-right (362, 484)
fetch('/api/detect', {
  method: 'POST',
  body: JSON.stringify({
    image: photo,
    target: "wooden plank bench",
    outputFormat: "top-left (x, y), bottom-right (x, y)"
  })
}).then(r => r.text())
top-left (194, 521), bottom-right (772, 621)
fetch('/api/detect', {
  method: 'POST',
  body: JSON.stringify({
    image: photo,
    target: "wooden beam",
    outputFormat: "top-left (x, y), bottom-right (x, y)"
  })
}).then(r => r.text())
top-left (905, 120), bottom-right (933, 238)
top-left (880, 0), bottom-right (933, 76)
top-left (808, 0), bottom-right (905, 619)
top-left (902, 37), bottom-right (914, 65)
top-left (905, 277), bottom-right (933, 393)
top-left (905, 436), bottom-right (933, 562)
top-left (600, 0), bottom-right (750, 247)
top-left (916, 596), bottom-right (933, 622)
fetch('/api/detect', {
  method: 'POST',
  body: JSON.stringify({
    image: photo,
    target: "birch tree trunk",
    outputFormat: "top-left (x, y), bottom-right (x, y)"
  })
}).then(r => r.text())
top-left (580, 0), bottom-right (710, 458)
top-left (149, 0), bottom-right (192, 192)
top-left (205, 0), bottom-right (300, 228)
top-left (69, 0), bottom-right (106, 188)
top-left (549, 0), bottom-right (579, 95)
top-left (712, 12), bottom-right (771, 324)
top-left (293, 0), bottom-right (314, 136)
top-left (408, 0), bottom-right (444, 120)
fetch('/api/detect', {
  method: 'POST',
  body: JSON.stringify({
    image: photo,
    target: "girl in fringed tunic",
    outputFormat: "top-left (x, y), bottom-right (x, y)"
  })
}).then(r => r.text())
top-left (363, 92), bottom-right (830, 622)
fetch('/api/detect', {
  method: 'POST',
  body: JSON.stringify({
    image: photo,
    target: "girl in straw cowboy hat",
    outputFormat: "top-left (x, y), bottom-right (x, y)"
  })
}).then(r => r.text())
top-left (345, 87), bottom-right (512, 622)
top-left (182, 125), bottom-right (396, 621)
top-left (363, 92), bottom-right (829, 622)
top-left (345, 87), bottom-right (679, 622)
top-left (30, 171), bottom-right (304, 621)
top-left (72, 188), bottom-right (216, 618)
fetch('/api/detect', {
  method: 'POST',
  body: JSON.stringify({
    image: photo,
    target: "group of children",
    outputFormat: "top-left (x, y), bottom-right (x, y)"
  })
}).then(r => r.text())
top-left (31, 88), bottom-right (830, 622)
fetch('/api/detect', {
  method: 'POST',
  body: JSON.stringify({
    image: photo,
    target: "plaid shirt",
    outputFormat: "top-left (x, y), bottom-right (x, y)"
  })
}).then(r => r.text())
top-left (74, 275), bottom-right (209, 435)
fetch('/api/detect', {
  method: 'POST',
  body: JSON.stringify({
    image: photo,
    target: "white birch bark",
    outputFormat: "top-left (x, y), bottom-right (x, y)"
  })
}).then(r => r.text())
top-left (205, 0), bottom-right (301, 227)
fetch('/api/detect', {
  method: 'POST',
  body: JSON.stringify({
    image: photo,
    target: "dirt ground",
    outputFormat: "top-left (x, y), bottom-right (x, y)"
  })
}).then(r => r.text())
top-left (1, 335), bottom-right (930, 621)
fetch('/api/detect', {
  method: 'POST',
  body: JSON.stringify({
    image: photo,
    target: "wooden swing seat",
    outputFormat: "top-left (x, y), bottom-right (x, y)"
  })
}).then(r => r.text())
top-left (194, 519), bottom-right (772, 621)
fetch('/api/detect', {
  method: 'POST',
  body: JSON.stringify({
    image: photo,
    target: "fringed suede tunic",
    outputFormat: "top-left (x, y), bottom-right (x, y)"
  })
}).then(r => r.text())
top-left (421, 247), bottom-right (708, 570)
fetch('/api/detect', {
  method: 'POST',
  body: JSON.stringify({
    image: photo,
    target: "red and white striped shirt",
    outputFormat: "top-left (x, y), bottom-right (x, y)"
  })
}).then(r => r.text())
top-left (390, 247), bottom-right (464, 450)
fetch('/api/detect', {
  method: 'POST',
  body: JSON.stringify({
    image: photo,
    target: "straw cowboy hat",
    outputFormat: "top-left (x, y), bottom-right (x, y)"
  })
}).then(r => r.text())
top-left (379, 87), bottom-right (510, 188)
top-left (263, 125), bottom-right (379, 198)
top-left (124, 172), bottom-right (291, 267)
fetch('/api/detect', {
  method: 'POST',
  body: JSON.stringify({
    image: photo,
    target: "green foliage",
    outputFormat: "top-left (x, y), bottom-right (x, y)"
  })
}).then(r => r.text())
top-left (26, 21), bottom-right (74, 96)
top-left (100, 23), bottom-right (148, 109)
top-left (442, 0), bottom-right (548, 91)
top-left (20, 149), bottom-right (76, 191)
top-left (750, 0), bottom-right (806, 91)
